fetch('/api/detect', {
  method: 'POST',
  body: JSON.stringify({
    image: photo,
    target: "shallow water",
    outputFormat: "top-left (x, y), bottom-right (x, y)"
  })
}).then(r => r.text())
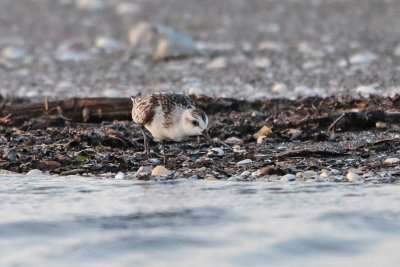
top-left (1, 174), bottom-right (400, 266)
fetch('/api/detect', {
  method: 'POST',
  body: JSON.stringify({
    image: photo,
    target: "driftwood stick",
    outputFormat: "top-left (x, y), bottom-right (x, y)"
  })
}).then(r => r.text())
top-left (2, 97), bottom-right (132, 125)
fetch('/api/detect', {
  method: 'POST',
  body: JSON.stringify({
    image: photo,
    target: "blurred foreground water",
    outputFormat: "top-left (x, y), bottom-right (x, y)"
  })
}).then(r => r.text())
top-left (1, 174), bottom-right (400, 266)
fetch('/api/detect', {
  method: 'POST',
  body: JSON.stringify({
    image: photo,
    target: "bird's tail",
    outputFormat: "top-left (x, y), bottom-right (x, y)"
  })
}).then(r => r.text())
top-left (130, 92), bottom-right (142, 105)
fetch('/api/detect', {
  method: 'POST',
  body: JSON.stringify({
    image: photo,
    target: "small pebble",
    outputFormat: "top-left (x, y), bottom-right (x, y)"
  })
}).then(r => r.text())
top-left (136, 166), bottom-right (153, 177)
top-left (281, 174), bottom-right (296, 181)
top-left (115, 172), bottom-right (125, 179)
top-left (95, 37), bottom-right (122, 53)
top-left (115, 2), bottom-right (139, 15)
top-left (240, 171), bottom-right (251, 177)
top-left (376, 122), bottom-right (388, 129)
top-left (384, 158), bottom-right (400, 164)
top-left (76, 0), bottom-right (104, 10)
top-left (236, 159), bottom-right (253, 166)
top-left (1, 46), bottom-right (26, 60)
top-left (349, 52), bottom-right (376, 65)
top-left (272, 83), bottom-right (288, 94)
top-left (227, 176), bottom-right (244, 181)
top-left (151, 165), bottom-right (172, 176)
top-left (225, 137), bottom-right (242, 144)
top-left (27, 169), bottom-right (43, 176)
top-left (207, 148), bottom-right (224, 156)
top-left (346, 171), bottom-right (362, 182)
top-left (149, 158), bottom-right (160, 164)
top-left (302, 170), bottom-right (318, 179)
top-left (207, 57), bottom-right (226, 69)
top-left (252, 57), bottom-right (271, 69)
top-left (394, 43), bottom-right (400, 56)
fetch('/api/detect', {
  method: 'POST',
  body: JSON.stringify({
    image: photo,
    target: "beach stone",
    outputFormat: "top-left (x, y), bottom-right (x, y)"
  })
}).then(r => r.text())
top-left (95, 37), bottom-right (122, 53)
top-left (346, 171), bottom-right (362, 182)
top-left (302, 170), bottom-right (318, 179)
top-left (151, 165), bottom-right (171, 176)
top-left (136, 166), bottom-right (153, 177)
top-left (272, 83), bottom-right (288, 94)
top-left (115, 172), bottom-right (125, 179)
top-left (356, 85), bottom-right (378, 97)
top-left (294, 86), bottom-right (317, 96)
top-left (227, 176), bottom-right (244, 181)
top-left (236, 159), bottom-right (253, 166)
top-left (225, 137), bottom-right (242, 144)
top-left (281, 174), bottom-right (296, 181)
top-left (258, 41), bottom-right (284, 52)
top-left (207, 57), bottom-right (226, 69)
top-left (349, 52), bottom-right (376, 65)
top-left (376, 122), bottom-right (388, 129)
top-left (1, 46), bottom-right (26, 60)
top-left (384, 158), bottom-right (400, 164)
top-left (320, 170), bottom-right (329, 178)
top-left (76, 0), bottom-right (104, 10)
top-left (252, 57), bottom-right (271, 69)
top-left (207, 148), bottom-right (224, 156)
top-left (27, 169), bottom-right (43, 176)
top-left (115, 2), bottom-right (139, 15)
top-left (394, 43), bottom-right (400, 56)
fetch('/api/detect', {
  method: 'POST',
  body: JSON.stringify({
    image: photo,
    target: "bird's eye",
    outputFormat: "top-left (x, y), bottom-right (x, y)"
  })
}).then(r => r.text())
top-left (192, 120), bottom-right (199, 126)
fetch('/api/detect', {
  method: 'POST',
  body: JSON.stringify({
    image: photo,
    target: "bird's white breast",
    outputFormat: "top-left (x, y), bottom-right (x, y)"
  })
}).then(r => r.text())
top-left (145, 106), bottom-right (187, 141)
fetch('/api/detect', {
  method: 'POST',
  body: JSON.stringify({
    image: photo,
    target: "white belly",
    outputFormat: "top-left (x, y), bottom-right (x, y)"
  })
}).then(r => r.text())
top-left (145, 106), bottom-right (186, 141)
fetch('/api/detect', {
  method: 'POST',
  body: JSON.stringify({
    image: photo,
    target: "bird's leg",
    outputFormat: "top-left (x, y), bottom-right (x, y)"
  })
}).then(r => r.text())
top-left (140, 126), bottom-right (150, 156)
top-left (162, 140), bottom-right (167, 165)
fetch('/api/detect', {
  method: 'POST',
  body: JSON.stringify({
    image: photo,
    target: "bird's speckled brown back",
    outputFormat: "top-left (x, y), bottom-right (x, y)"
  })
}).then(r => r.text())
top-left (132, 93), bottom-right (195, 127)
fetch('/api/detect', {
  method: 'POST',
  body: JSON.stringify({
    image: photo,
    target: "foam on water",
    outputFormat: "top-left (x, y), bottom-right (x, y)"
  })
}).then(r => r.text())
top-left (1, 174), bottom-right (400, 266)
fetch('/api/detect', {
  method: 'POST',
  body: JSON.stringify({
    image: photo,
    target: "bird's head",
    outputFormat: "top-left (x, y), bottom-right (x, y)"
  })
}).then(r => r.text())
top-left (181, 109), bottom-right (210, 140)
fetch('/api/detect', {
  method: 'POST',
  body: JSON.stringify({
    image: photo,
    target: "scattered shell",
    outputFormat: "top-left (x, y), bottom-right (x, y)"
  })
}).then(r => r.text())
top-left (115, 172), bottom-right (125, 179)
top-left (349, 52), bottom-right (376, 65)
top-left (207, 57), bottom-right (226, 69)
top-left (225, 137), bottom-right (242, 144)
top-left (356, 85), bottom-right (378, 97)
top-left (236, 159), bottom-right (253, 166)
top-left (207, 148), bottom-right (224, 156)
top-left (384, 158), bottom-right (400, 164)
top-left (254, 125), bottom-right (273, 139)
top-left (252, 57), bottom-right (271, 69)
top-left (95, 37), bottom-right (122, 53)
top-left (281, 174), bottom-right (296, 181)
top-left (1, 46), bottom-right (26, 60)
top-left (27, 169), bottom-right (43, 176)
top-left (76, 0), bottom-right (104, 10)
top-left (151, 165), bottom-right (172, 176)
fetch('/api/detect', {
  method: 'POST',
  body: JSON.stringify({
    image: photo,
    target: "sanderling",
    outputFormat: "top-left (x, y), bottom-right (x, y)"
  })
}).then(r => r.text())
top-left (132, 92), bottom-right (210, 164)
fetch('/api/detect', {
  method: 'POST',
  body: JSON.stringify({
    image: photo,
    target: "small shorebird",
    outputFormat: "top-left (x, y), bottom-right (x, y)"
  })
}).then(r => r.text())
top-left (132, 92), bottom-right (210, 164)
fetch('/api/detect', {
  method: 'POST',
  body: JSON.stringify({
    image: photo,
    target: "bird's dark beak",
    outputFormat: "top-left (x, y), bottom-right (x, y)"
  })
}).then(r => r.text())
top-left (202, 129), bottom-right (211, 141)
